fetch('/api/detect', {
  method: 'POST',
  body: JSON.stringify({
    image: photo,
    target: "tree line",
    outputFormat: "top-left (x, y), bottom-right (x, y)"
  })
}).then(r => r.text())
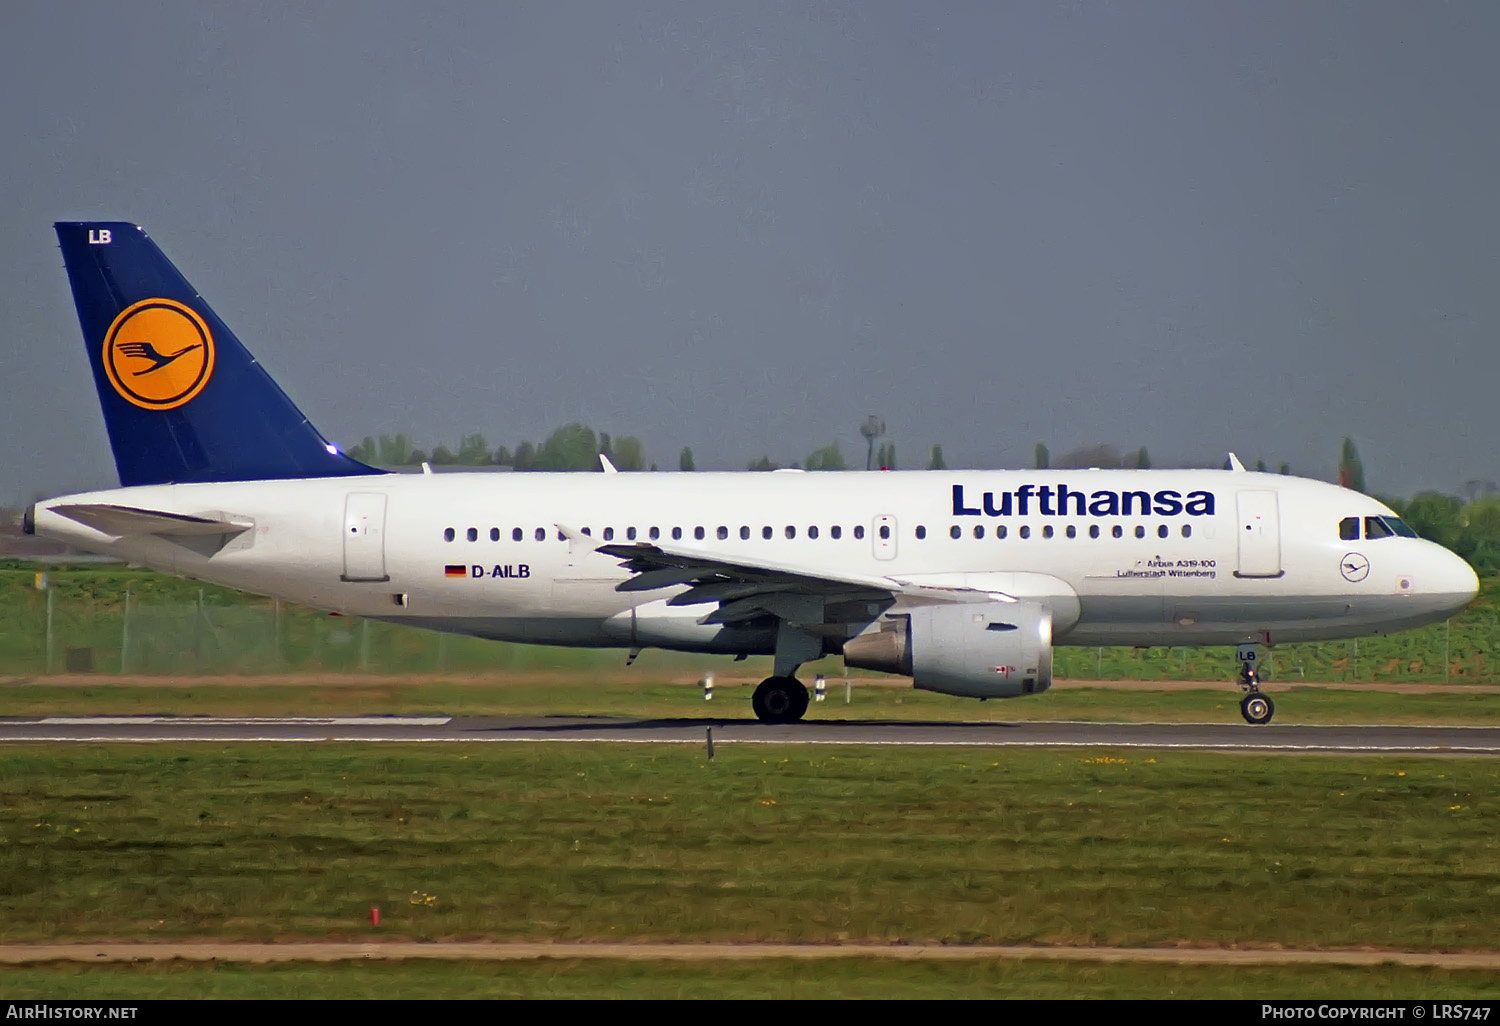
top-left (347, 426), bottom-right (664, 473)
top-left (349, 427), bottom-right (867, 474)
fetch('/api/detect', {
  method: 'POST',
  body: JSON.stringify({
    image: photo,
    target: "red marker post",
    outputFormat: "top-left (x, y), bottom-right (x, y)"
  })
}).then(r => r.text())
top-left (371, 907), bottom-right (380, 927)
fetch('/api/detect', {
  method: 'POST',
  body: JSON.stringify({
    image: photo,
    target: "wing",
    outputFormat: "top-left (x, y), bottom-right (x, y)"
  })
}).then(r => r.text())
top-left (594, 539), bottom-right (1008, 632)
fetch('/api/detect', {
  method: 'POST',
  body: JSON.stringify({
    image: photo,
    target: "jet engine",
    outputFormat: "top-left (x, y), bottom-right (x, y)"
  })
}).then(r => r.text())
top-left (842, 601), bottom-right (1053, 699)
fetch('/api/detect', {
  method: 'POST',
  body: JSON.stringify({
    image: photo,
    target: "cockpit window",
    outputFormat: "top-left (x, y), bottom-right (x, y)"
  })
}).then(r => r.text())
top-left (1339, 517), bottom-right (1359, 541)
top-left (1383, 516), bottom-right (1419, 538)
top-left (1364, 516), bottom-right (1394, 540)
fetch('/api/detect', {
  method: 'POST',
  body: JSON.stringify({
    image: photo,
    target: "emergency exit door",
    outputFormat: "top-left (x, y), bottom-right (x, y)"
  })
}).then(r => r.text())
top-left (872, 515), bottom-right (898, 561)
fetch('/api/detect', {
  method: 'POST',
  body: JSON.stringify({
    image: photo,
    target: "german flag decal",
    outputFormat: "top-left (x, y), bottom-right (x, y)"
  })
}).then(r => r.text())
top-left (444, 565), bottom-right (467, 578)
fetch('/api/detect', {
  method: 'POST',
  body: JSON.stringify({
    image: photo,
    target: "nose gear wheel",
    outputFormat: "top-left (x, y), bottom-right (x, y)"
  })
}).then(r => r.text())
top-left (1235, 644), bottom-right (1274, 725)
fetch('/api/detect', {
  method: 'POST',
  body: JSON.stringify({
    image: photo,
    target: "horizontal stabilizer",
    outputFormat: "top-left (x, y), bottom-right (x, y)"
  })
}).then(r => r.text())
top-left (51, 503), bottom-right (253, 539)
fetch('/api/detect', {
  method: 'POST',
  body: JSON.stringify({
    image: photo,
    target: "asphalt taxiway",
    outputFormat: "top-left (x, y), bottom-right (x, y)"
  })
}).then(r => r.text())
top-left (1, 715), bottom-right (1497, 754)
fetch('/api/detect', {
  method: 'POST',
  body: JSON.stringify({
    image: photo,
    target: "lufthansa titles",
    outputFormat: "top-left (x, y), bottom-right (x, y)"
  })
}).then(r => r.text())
top-left (953, 484), bottom-right (1216, 519)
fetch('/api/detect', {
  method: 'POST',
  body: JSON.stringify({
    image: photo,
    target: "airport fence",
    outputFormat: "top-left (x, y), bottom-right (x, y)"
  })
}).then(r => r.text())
top-left (0, 580), bottom-right (629, 677)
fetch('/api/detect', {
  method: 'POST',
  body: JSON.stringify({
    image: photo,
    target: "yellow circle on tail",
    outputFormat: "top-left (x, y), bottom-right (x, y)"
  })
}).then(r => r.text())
top-left (102, 299), bottom-right (216, 410)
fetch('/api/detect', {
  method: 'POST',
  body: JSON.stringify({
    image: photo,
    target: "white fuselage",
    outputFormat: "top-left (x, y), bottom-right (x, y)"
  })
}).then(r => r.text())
top-left (32, 468), bottom-right (1480, 656)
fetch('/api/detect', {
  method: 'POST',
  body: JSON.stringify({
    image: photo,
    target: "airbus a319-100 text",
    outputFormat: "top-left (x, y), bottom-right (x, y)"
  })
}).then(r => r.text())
top-left (26, 222), bottom-right (1480, 725)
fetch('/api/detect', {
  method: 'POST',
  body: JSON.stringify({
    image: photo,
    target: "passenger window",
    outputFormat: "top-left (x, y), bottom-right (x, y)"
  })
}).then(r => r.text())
top-left (603, 527), bottom-right (614, 541)
top-left (1157, 525), bottom-right (1168, 539)
top-left (535, 528), bottom-right (546, 542)
top-left (1066, 525), bottom-right (1076, 539)
top-left (1112, 525), bottom-right (1123, 539)
top-left (809, 526), bottom-right (819, 539)
top-left (694, 526), bottom-right (705, 541)
top-left (1042, 525), bottom-right (1053, 539)
top-left (556, 530), bottom-right (565, 542)
top-left (512, 528), bottom-right (523, 542)
top-left (831, 525), bottom-right (842, 539)
top-left (740, 526), bottom-right (750, 540)
top-left (649, 527), bottom-right (660, 541)
top-left (672, 527), bottom-right (683, 540)
top-left (762, 526), bottom-right (773, 540)
top-left (877, 525), bottom-right (888, 540)
top-left (444, 528), bottom-right (455, 542)
top-left (916, 525), bottom-right (927, 539)
top-left (1181, 525), bottom-right (1191, 538)
top-left (1365, 516), bottom-right (1394, 540)
top-left (466, 527), bottom-right (478, 542)
top-left (581, 528), bottom-right (591, 536)
top-left (950, 525), bottom-right (961, 539)
top-left (997, 525), bottom-right (1007, 539)
top-left (717, 526), bottom-right (728, 540)
top-left (1089, 525), bottom-right (1099, 539)
top-left (973, 525), bottom-right (984, 540)
top-left (1019, 525), bottom-right (1031, 539)
top-left (854, 525), bottom-right (865, 540)
top-left (627, 527), bottom-right (637, 541)
top-left (786, 526), bottom-right (797, 539)
top-left (489, 528), bottom-right (500, 542)
top-left (1339, 517), bottom-right (1360, 541)
top-left (1135, 525), bottom-right (1145, 539)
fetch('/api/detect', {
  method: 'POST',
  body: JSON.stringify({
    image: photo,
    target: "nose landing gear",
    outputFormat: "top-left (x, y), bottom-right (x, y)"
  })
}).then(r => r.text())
top-left (1236, 643), bottom-right (1274, 725)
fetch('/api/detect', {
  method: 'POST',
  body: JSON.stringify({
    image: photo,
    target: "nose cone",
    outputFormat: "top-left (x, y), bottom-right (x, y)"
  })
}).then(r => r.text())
top-left (1432, 545), bottom-right (1480, 614)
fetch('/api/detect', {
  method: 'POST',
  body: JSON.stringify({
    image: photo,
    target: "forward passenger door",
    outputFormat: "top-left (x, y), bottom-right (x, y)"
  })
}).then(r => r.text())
top-left (1234, 490), bottom-right (1282, 578)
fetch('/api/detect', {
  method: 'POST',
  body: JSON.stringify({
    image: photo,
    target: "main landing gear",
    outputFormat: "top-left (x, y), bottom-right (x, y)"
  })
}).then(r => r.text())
top-left (752, 675), bottom-right (809, 725)
top-left (751, 620), bottom-right (822, 724)
top-left (1236, 643), bottom-right (1274, 725)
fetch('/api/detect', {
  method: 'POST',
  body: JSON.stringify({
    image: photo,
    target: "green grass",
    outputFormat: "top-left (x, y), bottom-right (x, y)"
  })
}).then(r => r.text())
top-left (2, 563), bottom-right (1499, 681)
top-left (5, 958), bottom-right (1500, 999)
top-left (2, 676), bottom-right (1498, 724)
top-left (2, 744), bottom-right (1497, 951)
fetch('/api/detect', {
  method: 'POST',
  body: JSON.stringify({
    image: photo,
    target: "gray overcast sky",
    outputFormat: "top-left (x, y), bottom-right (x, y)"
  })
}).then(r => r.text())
top-left (3, 2), bottom-right (1497, 500)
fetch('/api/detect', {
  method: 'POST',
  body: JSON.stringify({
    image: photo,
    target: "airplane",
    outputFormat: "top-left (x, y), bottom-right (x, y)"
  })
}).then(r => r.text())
top-left (24, 222), bottom-right (1480, 726)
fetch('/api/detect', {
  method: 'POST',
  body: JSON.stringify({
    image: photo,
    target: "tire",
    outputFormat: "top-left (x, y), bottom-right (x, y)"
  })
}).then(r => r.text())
top-left (752, 676), bottom-right (806, 724)
top-left (789, 680), bottom-right (810, 721)
top-left (1240, 693), bottom-right (1274, 725)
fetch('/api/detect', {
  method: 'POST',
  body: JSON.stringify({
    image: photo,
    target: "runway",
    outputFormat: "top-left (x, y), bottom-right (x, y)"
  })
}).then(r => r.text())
top-left (2, 715), bottom-right (1498, 753)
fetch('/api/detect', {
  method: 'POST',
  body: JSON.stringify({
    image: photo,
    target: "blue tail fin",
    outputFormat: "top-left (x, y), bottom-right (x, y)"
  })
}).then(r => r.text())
top-left (54, 221), bottom-right (381, 486)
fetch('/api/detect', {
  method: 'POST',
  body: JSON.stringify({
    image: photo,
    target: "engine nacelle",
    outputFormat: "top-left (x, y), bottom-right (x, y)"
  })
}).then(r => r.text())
top-left (843, 601), bottom-right (1053, 699)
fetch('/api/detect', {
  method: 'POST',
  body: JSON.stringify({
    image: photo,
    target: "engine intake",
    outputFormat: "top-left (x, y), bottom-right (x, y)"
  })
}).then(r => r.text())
top-left (844, 601), bottom-right (1053, 699)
